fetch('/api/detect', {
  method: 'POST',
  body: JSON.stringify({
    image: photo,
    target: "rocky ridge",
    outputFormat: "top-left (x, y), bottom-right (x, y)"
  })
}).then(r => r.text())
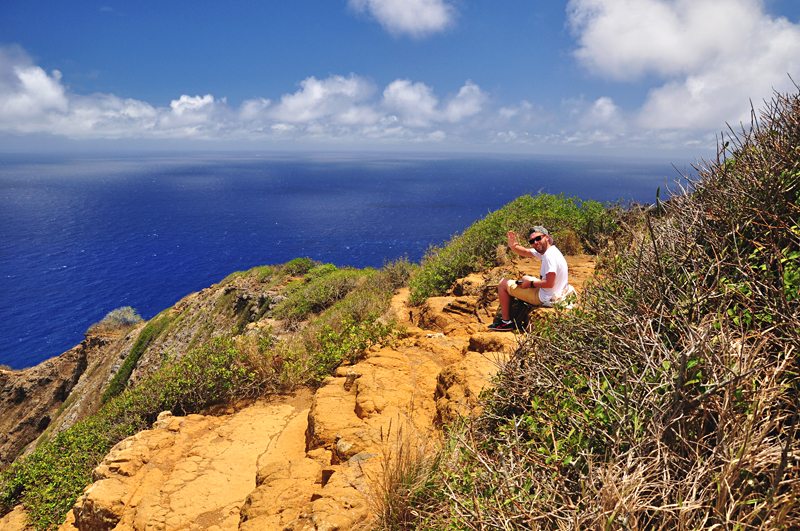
top-left (1, 255), bottom-right (595, 531)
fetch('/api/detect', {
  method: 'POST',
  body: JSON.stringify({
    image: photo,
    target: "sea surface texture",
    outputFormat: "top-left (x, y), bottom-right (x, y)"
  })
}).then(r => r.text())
top-left (0, 152), bottom-right (688, 369)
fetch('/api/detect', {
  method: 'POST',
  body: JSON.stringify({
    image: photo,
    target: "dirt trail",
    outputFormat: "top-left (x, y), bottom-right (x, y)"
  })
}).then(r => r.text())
top-left (32, 255), bottom-right (596, 531)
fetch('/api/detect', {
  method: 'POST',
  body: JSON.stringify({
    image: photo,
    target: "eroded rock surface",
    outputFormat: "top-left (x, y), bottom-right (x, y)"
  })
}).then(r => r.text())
top-left (58, 394), bottom-right (312, 531)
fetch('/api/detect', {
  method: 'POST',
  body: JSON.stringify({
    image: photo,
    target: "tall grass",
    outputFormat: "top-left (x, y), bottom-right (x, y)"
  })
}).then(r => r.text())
top-left (370, 422), bottom-right (442, 531)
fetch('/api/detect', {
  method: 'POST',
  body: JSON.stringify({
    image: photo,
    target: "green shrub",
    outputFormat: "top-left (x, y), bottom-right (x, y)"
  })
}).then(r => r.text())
top-left (306, 263), bottom-right (338, 280)
top-left (282, 257), bottom-right (318, 277)
top-left (305, 313), bottom-right (397, 383)
top-left (0, 415), bottom-right (119, 530)
top-left (101, 311), bottom-right (173, 404)
top-left (219, 265), bottom-right (279, 286)
top-left (86, 306), bottom-right (142, 335)
top-left (273, 268), bottom-right (369, 324)
top-left (253, 265), bottom-right (277, 283)
top-left (408, 193), bottom-right (618, 304)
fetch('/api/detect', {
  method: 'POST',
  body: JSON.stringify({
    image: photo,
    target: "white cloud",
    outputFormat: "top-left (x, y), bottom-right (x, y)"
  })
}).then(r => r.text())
top-left (442, 81), bottom-right (487, 122)
top-left (382, 79), bottom-right (487, 126)
top-left (499, 101), bottom-right (532, 120)
top-left (348, 0), bottom-right (456, 38)
top-left (239, 98), bottom-right (271, 122)
top-left (169, 94), bottom-right (215, 116)
top-left (382, 79), bottom-right (439, 126)
top-left (567, 0), bottom-right (800, 129)
top-left (0, 65), bottom-right (68, 120)
top-left (589, 96), bottom-right (620, 123)
top-left (567, 0), bottom-right (758, 80)
top-left (0, 47), bottom-right (500, 147)
top-left (62, 94), bottom-right (158, 137)
top-left (270, 74), bottom-right (377, 124)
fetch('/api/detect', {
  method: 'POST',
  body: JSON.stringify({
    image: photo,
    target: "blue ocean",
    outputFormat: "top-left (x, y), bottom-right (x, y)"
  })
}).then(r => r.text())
top-left (0, 152), bottom-right (690, 369)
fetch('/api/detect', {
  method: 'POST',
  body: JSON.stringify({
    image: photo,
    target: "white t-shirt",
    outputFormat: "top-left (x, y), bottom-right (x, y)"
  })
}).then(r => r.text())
top-left (530, 245), bottom-right (569, 303)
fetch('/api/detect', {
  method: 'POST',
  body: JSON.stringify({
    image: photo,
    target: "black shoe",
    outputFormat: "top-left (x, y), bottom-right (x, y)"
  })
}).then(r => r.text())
top-left (487, 316), bottom-right (504, 330)
top-left (491, 320), bottom-right (515, 332)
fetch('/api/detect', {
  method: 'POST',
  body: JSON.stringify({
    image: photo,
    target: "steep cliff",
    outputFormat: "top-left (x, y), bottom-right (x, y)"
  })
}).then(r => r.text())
top-left (1, 335), bottom-right (111, 468)
top-left (0, 267), bottom-right (292, 474)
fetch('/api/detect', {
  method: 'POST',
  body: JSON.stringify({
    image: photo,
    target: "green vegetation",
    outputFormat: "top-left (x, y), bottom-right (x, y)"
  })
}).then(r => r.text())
top-left (273, 265), bottom-right (370, 324)
top-left (85, 306), bottom-right (142, 335)
top-left (307, 314), bottom-right (396, 382)
top-left (408, 193), bottom-right (619, 304)
top-left (220, 265), bottom-right (278, 286)
top-left (282, 257), bottom-right (318, 276)
top-left (374, 88), bottom-right (800, 529)
top-left (100, 311), bottom-right (173, 404)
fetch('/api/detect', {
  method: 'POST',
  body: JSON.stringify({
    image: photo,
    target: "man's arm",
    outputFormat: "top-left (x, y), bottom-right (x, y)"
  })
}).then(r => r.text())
top-left (506, 231), bottom-right (532, 258)
top-left (520, 272), bottom-right (555, 289)
top-left (535, 272), bottom-right (556, 289)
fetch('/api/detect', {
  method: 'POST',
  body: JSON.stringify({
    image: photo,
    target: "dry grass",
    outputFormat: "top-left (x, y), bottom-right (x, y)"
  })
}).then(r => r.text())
top-left (369, 420), bottom-right (445, 531)
top-left (395, 87), bottom-right (800, 530)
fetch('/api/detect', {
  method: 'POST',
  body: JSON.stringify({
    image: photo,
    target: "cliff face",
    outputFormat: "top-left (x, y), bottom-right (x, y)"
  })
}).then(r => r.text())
top-left (1, 336), bottom-right (100, 468)
top-left (0, 271), bottom-right (284, 472)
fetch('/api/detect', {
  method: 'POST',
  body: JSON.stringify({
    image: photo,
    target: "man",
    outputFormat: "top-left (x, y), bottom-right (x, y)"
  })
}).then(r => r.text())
top-left (490, 226), bottom-right (569, 332)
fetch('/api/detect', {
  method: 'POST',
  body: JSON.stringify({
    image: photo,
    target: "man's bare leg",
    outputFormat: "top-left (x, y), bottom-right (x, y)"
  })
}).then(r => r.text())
top-left (497, 278), bottom-right (512, 321)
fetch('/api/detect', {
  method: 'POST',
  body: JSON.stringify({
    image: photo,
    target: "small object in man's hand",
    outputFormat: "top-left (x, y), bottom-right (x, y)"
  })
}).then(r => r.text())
top-left (515, 280), bottom-right (524, 285)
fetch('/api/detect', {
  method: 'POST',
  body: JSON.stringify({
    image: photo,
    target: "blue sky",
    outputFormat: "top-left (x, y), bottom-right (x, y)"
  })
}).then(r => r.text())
top-left (1, 0), bottom-right (799, 156)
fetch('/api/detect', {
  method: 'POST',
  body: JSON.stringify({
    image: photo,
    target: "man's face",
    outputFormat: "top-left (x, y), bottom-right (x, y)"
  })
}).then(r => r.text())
top-left (529, 232), bottom-right (546, 252)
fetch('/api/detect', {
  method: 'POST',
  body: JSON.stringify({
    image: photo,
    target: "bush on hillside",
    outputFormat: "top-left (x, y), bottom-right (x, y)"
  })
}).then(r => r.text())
top-left (282, 257), bottom-right (318, 277)
top-left (378, 255), bottom-right (417, 292)
top-left (86, 306), bottom-right (142, 335)
top-left (388, 89), bottom-right (800, 529)
top-left (272, 266), bottom-right (370, 324)
top-left (408, 193), bottom-right (619, 304)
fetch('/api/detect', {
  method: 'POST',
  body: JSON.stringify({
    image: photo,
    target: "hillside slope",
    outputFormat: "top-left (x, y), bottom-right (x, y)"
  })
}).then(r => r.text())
top-left (61, 256), bottom-right (594, 531)
top-left (1, 256), bottom-right (595, 531)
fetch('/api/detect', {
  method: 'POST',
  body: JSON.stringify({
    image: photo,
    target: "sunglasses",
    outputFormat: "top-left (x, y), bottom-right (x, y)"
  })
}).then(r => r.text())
top-left (529, 235), bottom-right (544, 243)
